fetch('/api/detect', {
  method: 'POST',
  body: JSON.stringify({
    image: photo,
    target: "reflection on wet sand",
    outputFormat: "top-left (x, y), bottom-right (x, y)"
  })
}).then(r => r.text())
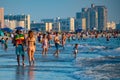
top-left (28, 65), bottom-right (34, 80)
top-left (15, 66), bottom-right (25, 80)
top-left (15, 65), bottom-right (35, 80)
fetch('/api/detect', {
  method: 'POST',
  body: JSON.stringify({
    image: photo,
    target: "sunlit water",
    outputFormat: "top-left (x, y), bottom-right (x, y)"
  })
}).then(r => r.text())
top-left (0, 37), bottom-right (120, 80)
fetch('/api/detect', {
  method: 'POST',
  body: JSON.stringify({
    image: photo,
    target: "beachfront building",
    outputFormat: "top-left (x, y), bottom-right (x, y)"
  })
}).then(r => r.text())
top-left (52, 22), bottom-right (60, 32)
top-left (31, 22), bottom-right (52, 32)
top-left (41, 17), bottom-right (60, 32)
top-left (75, 12), bottom-right (82, 31)
top-left (45, 22), bottom-right (52, 32)
top-left (60, 17), bottom-right (75, 32)
top-left (52, 17), bottom-right (61, 32)
top-left (41, 19), bottom-right (54, 23)
top-left (107, 21), bottom-right (116, 30)
top-left (75, 7), bottom-right (98, 31)
top-left (81, 18), bottom-right (87, 31)
top-left (95, 5), bottom-right (107, 30)
top-left (0, 8), bottom-right (4, 28)
top-left (4, 14), bottom-right (30, 30)
top-left (75, 4), bottom-right (107, 31)
top-left (4, 20), bottom-right (16, 29)
top-left (41, 17), bottom-right (75, 32)
top-left (116, 23), bottom-right (120, 30)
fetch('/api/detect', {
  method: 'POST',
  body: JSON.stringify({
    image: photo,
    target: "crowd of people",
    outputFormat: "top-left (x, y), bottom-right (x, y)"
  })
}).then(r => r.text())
top-left (0, 30), bottom-right (120, 66)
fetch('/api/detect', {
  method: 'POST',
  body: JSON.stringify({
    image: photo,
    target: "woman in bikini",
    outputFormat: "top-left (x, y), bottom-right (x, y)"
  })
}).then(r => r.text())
top-left (27, 30), bottom-right (36, 65)
top-left (42, 34), bottom-right (48, 56)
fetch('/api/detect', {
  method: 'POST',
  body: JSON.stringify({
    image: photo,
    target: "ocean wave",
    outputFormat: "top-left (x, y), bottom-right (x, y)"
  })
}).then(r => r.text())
top-left (73, 63), bottom-right (120, 80)
top-left (73, 70), bottom-right (110, 80)
top-left (114, 47), bottom-right (120, 52)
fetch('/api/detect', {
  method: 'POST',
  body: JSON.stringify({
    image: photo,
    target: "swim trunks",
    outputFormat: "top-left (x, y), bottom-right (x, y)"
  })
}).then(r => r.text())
top-left (16, 44), bottom-right (25, 56)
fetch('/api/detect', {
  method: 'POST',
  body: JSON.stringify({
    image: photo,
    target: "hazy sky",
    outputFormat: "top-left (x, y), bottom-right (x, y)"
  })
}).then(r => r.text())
top-left (0, 0), bottom-right (120, 23)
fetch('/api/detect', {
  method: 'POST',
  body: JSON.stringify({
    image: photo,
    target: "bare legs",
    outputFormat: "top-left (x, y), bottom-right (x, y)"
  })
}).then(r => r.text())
top-left (54, 49), bottom-right (59, 57)
top-left (17, 55), bottom-right (25, 66)
top-left (22, 55), bottom-right (25, 66)
top-left (28, 49), bottom-right (35, 66)
top-left (54, 43), bottom-right (59, 57)
top-left (17, 55), bottom-right (20, 66)
top-left (42, 48), bottom-right (48, 56)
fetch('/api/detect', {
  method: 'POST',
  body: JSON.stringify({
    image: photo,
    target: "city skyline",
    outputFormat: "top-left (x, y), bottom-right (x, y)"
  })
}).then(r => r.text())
top-left (0, 0), bottom-right (120, 23)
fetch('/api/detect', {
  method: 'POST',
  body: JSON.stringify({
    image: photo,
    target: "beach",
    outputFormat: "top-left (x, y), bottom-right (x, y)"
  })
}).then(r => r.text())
top-left (0, 37), bottom-right (120, 80)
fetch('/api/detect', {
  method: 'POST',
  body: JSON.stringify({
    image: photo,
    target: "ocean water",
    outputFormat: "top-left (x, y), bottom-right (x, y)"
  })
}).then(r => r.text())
top-left (0, 37), bottom-right (120, 80)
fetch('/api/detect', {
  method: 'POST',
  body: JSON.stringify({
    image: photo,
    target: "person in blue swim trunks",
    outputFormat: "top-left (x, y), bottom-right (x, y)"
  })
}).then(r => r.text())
top-left (54, 32), bottom-right (61, 57)
top-left (15, 30), bottom-right (25, 66)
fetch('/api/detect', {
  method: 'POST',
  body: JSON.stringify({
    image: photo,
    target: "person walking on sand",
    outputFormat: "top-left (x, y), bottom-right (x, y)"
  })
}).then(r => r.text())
top-left (54, 32), bottom-right (60, 57)
top-left (15, 30), bottom-right (25, 66)
top-left (26, 30), bottom-right (36, 65)
top-left (42, 34), bottom-right (48, 56)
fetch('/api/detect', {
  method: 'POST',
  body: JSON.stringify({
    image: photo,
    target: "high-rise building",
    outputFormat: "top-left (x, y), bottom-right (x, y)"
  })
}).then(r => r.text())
top-left (75, 12), bottom-right (82, 30)
top-left (4, 14), bottom-right (30, 29)
top-left (0, 8), bottom-right (4, 28)
top-left (89, 5), bottom-right (98, 30)
top-left (31, 22), bottom-right (52, 32)
top-left (60, 17), bottom-right (75, 32)
top-left (75, 4), bottom-right (107, 31)
top-left (116, 23), bottom-right (120, 30)
top-left (95, 5), bottom-right (107, 30)
top-left (81, 18), bottom-right (86, 30)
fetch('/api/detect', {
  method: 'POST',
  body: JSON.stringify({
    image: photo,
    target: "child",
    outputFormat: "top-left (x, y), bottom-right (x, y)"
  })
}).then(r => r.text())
top-left (73, 44), bottom-right (78, 58)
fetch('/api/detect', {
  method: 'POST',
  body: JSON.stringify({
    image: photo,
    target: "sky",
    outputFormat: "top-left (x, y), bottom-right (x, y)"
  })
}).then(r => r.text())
top-left (0, 0), bottom-right (120, 23)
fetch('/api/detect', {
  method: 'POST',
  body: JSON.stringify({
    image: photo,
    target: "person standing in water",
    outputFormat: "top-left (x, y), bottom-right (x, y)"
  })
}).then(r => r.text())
top-left (26, 30), bottom-right (36, 66)
top-left (62, 33), bottom-right (67, 49)
top-left (4, 38), bottom-right (8, 51)
top-left (54, 32), bottom-right (60, 57)
top-left (73, 44), bottom-right (78, 58)
top-left (47, 33), bottom-right (52, 48)
top-left (15, 30), bottom-right (25, 66)
top-left (42, 34), bottom-right (48, 56)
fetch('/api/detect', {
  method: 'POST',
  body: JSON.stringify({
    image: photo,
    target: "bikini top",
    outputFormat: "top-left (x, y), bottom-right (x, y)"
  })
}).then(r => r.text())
top-left (28, 38), bottom-right (36, 45)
